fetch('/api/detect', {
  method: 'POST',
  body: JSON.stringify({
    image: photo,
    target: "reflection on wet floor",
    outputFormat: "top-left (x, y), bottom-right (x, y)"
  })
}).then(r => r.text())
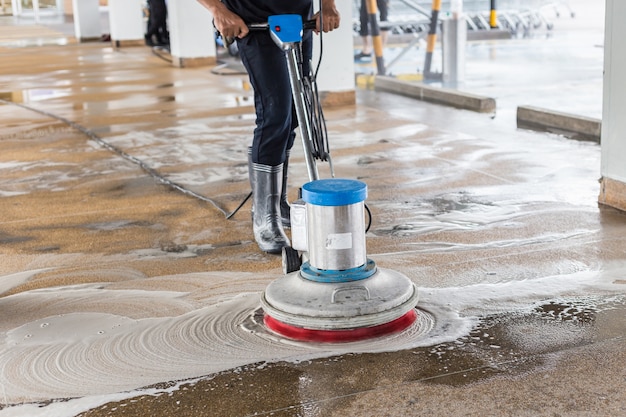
top-left (0, 27), bottom-right (71, 48)
top-left (1, 2), bottom-right (625, 415)
top-left (1, 89), bottom-right (70, 106)
top-left (0, 90), bottom-right (23, 102)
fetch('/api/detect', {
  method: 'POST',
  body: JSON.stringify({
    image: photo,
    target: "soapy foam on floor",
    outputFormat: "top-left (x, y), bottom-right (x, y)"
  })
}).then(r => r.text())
top-left (1, 263), bottom-right (624, 417)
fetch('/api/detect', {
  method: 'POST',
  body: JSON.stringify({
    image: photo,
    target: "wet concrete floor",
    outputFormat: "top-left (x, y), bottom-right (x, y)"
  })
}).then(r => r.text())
top-left (1, 3), bottom-right (626, 416)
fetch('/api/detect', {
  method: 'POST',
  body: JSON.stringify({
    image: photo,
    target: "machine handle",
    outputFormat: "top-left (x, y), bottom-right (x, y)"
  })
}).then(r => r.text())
top-left (221, 19), bottom-right (316, 48)
top-left (248, 19), bottom-right (317, 32)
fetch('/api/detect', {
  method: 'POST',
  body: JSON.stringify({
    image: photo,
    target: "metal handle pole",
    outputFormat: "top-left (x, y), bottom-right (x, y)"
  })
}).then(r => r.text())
top-left (284, 45), bottom-right (320, 181)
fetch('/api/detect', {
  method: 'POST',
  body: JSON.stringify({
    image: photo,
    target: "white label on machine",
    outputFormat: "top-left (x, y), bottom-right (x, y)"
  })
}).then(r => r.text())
top-left (325, 233), bottom-right (352, 250)
top-left (291, 201), bottom-right (308, 251)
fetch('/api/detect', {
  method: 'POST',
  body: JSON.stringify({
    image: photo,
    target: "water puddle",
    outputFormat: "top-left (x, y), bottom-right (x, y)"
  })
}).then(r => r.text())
top-left (0, 88), bottom-right (71, 104)
top-left (0, 37), bottom-right (70, 48)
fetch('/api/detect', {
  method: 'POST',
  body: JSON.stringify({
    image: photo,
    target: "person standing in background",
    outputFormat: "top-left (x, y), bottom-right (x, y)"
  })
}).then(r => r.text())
top-left (355, 0), bottom-right (389, 61)
top-left (145, 0), bottom-right (169, 47)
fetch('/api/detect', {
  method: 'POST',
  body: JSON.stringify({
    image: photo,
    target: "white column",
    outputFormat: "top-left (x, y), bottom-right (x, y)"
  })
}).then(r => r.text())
top-left (108, 0), bottom-right (145, 47)
top-left (33, 0), bottom-right (40, 22)
top-left (11, 0), bottom-right (20, 16)
top-left (599, 0), bottom-right (626, 211)
top-left (167, 0), bottom-right (216, 67)
top-left (442, 8), bottom-right (466, 86)
top-left (312, 0), bottom-right (356, 106)
top-left (72, 0), bottom-right (101, 42)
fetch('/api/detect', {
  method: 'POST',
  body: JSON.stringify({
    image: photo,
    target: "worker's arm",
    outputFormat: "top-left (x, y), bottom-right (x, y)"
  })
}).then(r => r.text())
top-left (196, 0), bottom-right (249, 38)
top-left (313, 0), bottom-right (341, 33)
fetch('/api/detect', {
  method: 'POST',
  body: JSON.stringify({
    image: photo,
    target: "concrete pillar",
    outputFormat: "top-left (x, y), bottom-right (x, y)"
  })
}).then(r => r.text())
top-left (313, 0), bottom-right (356, 106)
top-left (599, 0), bottom-right (626, 211)
top-left (442, 1), bottom-right (466, 87)
top-left (72, 0), bottom-right (101, 42)
top-left (167, 0), bottom-right (216, 67)
top-left (32, 0), bottom-right (40, 22)
top-left (108, 0), bottom-right (144, 47)
top-left (11, 0), bottom-right (19, 16)
top-left (442, 17), bottom-right (466, 86)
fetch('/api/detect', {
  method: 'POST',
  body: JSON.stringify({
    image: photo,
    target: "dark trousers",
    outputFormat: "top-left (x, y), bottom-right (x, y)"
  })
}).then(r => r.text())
top-left (359, 0), bottom-right (390, 36)
top-left (237, 31), bottom-right (312, 166)
top-left (146, 0), bottom-right (168, 43)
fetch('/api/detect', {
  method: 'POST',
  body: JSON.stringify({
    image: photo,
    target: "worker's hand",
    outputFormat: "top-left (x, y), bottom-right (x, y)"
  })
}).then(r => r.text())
top-left (210, 2), bottom-right (249, 39)
top-left (313, 0), bottom-right (340, 33)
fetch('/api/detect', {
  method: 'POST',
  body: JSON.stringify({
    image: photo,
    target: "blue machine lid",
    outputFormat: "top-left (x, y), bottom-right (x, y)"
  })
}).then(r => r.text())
top-left (302, 179), bottom-right (367, 206)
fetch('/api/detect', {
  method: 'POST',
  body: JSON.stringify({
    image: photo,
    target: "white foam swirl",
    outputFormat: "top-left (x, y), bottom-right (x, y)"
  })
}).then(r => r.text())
top-left (3, 263), bottom-right (622, 406)
top-left (0, 276), bottom-right (452, 405)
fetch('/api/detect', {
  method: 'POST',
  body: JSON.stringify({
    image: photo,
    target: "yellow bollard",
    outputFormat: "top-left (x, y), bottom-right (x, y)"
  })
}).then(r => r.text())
top-left (490, 0), bottom-right (498, 29)
top-left (423, 0), bottom-right (441, 79)
top-left (365, 0), bottom-right (386, 75)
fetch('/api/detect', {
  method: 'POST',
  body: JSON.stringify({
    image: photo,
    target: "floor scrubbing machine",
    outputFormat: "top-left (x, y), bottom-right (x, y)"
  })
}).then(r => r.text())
top-left (256, 14), bottom-right (419, 342)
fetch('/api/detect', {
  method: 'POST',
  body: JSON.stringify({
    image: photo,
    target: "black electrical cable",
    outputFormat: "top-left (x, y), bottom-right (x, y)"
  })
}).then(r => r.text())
top-left (226, 191), bottom-right (251, 220)
top-left (304, 4), bottom-right (332, 164)
top-left (308, 5), bottom-right (372, 231)
top-left (151, 46), bottom-right (173, 63)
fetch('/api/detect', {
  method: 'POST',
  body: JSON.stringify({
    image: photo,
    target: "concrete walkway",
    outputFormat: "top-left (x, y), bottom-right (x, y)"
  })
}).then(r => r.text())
top-left (1, 4), bottom-right (625, 416)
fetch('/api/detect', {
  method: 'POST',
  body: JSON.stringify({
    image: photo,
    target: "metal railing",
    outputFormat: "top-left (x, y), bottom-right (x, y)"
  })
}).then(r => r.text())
top-left (352, 0), bottom-right (574, 38)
